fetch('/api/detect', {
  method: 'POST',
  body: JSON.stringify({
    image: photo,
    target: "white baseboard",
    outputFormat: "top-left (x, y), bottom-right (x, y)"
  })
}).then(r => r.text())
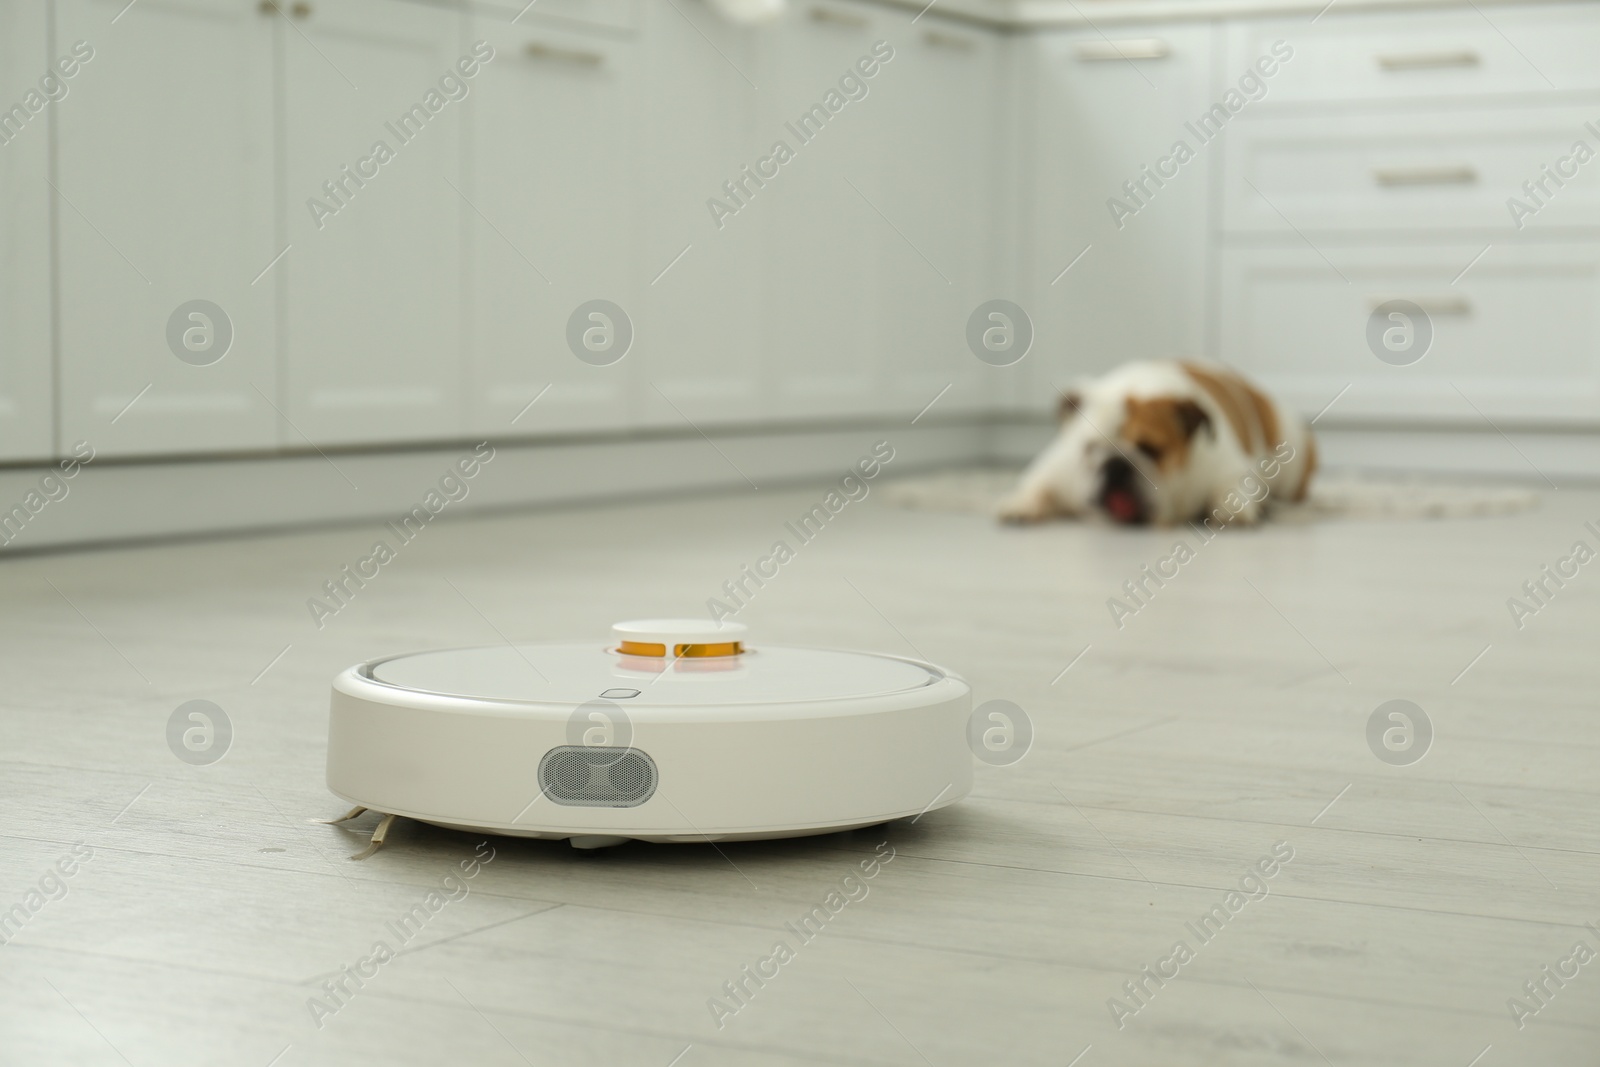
top-left (1304, 426), bottom-right (1595, 486)
top-left (987, 417), bottom-right (1598, 486)
top-left (3, 417), bottom-right (1592, 554)
top-left (0, 421), bottom-right (991, 554)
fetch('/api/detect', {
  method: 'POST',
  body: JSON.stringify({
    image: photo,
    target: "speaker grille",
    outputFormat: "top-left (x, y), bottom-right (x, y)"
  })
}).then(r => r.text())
top-left (538, 746), bottom-right (658, 808)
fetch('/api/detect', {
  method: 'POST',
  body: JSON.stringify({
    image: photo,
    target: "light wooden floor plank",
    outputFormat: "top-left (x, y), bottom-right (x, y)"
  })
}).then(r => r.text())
top-left (2, 480), bottom-right (1597, 1063)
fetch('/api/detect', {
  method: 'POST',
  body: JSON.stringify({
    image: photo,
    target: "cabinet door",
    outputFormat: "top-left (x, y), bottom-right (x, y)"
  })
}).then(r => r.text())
top-left (282, 0), bottom-right (464, 446)
top-left (1024, 26), bottom-right (1213, 402)
top-left (466, 20), bottom-right (636, 436)
top-left (871, 23), bottom-right (1000, 419)
top-left (632, 0), bottom-right (761, 430)
top-left (754, 2), bottom-right (889, 421)
top-left (0, 0), bottom-right (54, 460)
top-left (55, 0), bottom-right (277, 457)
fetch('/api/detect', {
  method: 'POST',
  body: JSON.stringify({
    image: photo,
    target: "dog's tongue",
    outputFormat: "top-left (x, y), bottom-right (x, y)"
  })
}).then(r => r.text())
top-left (1105, 488), bottom-right (1140, 523)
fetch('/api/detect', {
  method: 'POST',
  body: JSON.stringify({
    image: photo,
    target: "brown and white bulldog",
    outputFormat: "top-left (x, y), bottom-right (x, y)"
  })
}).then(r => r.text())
top-left (998, 361), bottom-right (1316, 527)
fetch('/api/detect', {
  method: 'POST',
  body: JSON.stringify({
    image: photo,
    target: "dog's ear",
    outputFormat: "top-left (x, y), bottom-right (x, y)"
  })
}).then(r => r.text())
top-left (1057, 391), bottom-right (1082, 421)
top-left (1174, 399), bottom-right (1211, 439)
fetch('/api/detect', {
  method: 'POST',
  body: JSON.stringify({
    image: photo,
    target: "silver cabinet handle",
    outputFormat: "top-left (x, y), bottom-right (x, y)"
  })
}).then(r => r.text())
top-left (524, 41), bottom-right (604, 66)
top-left (1074, 38), bottom-right (1170, 61)
top-left (923, 29), bottom-right (975, 51)
top-left (809, 6), bottom-right (869, 27)
top-left (1368, 295), bottom-right (1473, 315)
top-left (1373, 165), bottom-right (1478, 186)
top-left (1377, 50), bottom-right (1480, 70)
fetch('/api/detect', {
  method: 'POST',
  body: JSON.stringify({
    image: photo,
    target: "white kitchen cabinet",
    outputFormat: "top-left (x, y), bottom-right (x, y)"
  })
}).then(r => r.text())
top-left (281, 0), bottom-right (464, 446)
top-left (753, 1), bottom-right (891, 421)
top-left (465, 18), bottom-right (636, 436)
top-left (870, 23), bottom-right (1002, 419)
top-left (1022, 24), bottom-right (1215, 407)
top-left (0, 0), bottom-right (54, 460)
top-left (631, 0), bottom-right (762, 430)
top-left (1220, 241), bottom-right (1600, 425)
top-left (28, 0), bottom-right (1597, 486)
top-left (1218, 4), bottom-right (1600, 428)
top-left (54, 0), bottom-right (278, 457)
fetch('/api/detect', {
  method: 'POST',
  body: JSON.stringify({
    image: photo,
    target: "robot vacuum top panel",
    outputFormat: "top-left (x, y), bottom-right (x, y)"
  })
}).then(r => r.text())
top-left (357, 618), bottom-right (950, 712)
top-left (363, 642), bottom-right (943, 708)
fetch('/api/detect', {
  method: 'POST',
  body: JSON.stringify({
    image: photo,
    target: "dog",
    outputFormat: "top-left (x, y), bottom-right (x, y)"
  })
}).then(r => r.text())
top-left (998, 361), bottom-right (1316, 527)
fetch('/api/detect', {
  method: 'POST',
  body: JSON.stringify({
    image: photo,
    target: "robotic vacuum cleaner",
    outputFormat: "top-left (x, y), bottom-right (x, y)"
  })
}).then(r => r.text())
top-left (324, 619), bottom-right (973, 850)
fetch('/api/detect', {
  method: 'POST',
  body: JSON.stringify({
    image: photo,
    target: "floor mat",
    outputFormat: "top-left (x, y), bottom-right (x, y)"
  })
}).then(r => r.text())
top-left (882, 467), bottom-right (1540, 522)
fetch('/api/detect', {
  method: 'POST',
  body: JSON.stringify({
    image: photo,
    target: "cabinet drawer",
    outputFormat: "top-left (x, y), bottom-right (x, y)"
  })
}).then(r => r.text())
top-left (1223, 106), bottom-right (1600, 233)
top-left (1227, 5), bottom-right (1600, 106)
top-left (1219, 243), bottom-right (1600, 425)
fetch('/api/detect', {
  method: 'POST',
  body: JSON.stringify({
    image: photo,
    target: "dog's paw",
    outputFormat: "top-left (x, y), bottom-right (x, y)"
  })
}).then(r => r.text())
top-left (1226, 500), bottom-right (1264, 526)
top-left (996, 489), bottom-right (1058, 525)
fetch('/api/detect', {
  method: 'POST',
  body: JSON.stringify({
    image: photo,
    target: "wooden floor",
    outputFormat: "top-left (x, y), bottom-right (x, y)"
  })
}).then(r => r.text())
top-left (2, 476), bottom-right (1597, 1066)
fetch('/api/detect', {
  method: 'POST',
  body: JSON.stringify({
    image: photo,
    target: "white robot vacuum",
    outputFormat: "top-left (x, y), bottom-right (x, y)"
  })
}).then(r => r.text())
top-left (323, 619), bottom-right (973, 852)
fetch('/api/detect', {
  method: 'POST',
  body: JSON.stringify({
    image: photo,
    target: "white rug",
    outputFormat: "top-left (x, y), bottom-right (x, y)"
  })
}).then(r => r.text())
top-left (882, 467), bottom-right (1540, 522)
